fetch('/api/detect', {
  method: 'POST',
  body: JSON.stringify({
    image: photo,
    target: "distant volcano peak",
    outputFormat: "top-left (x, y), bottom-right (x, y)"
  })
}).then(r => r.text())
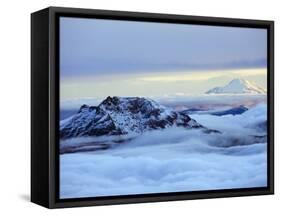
top-left (206, 78), bottom-right (266, 94)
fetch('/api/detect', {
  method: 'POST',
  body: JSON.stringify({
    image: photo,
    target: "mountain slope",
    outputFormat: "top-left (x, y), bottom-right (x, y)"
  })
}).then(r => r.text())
top-left (60, 96), bottom-right (211, 139)
top-left (210, 105), bottom-right (248, 116)
top-left (180, 105), bottom-right (248, 116)
top-left (206, 78), bottom-right (266, 94)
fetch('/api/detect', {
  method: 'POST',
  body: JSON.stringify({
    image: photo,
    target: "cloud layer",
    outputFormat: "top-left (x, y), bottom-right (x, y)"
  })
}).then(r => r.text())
top-left (60, 105), bottom-right (267, 198)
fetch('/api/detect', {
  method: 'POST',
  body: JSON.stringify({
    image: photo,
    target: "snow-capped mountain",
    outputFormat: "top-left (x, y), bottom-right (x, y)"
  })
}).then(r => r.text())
top-left (60, 96), bottom-right (211, 139)
top-left (206, 78), bottom-right (266, 94)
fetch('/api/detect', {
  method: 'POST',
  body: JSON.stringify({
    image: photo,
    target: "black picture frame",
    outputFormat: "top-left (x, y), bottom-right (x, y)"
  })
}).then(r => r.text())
top-left (31, 6), bottom-right (274, 208)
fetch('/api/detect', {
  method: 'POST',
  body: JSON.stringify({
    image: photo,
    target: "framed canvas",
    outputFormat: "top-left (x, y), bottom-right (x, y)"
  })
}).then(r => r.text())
top-left (31, 6), bottom-right (274, 208)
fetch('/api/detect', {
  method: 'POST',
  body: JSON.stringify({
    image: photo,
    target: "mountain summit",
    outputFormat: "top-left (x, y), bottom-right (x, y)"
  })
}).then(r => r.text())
top-left (206, 78), bottom-right (266, 94)
top-left (60, 96), bottom-right (211, 139)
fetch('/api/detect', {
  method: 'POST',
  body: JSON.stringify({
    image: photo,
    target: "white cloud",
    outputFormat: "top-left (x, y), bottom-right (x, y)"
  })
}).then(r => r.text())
top-left (190, 103), bottom-right (267, 134)
top-left (60, 104), bottom-right (267, 198)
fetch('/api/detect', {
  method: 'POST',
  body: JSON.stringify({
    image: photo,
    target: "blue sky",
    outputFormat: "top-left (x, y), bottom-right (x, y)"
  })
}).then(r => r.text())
top-left (60, 17), bottom-right (267, 77)
top-left (60, 17), bottom-right (267, 100)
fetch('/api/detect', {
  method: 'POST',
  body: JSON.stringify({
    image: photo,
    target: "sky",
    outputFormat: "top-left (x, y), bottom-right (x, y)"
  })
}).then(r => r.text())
top-left (60, 17), bottom-right (267, 101)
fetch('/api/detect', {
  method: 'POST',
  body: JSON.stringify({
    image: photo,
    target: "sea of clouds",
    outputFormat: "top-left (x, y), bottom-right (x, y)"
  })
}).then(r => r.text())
top-left (60, 104), bottom-right (267, 198)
